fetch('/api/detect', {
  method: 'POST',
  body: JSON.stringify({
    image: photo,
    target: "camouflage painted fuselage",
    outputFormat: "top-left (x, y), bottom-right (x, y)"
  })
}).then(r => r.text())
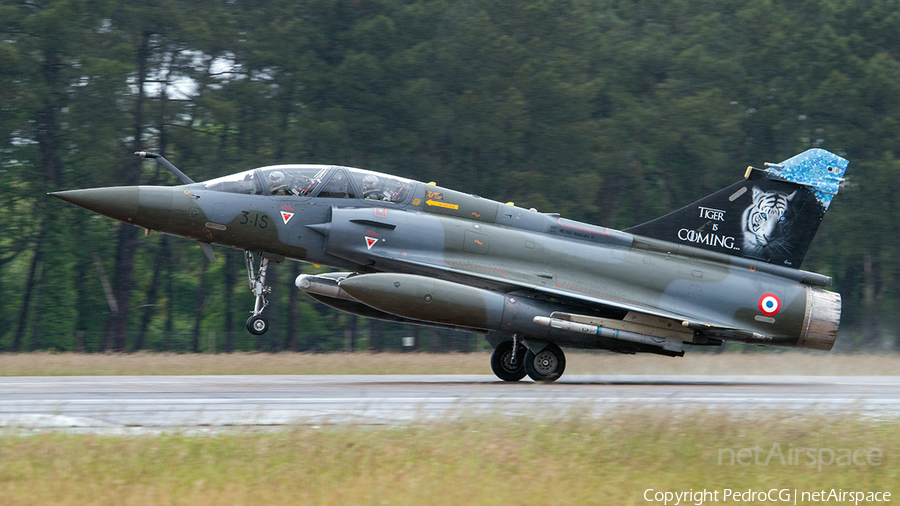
top-left (55, 152), bottom-right (843, 356)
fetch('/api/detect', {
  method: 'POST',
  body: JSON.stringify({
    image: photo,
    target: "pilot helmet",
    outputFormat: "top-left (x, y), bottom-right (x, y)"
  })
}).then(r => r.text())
top-left (269, 171), bottom-right (284, 185)
top-left (363, 174), bottom-right (379, 188)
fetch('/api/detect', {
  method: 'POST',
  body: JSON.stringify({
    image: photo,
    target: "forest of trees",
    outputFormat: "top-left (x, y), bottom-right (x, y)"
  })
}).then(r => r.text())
top-left (2, 0), bottom-right (899, 353)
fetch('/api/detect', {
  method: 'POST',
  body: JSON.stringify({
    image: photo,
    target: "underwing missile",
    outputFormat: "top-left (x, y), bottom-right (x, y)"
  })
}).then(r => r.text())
top-left (533, 316), bottom-right (684, 353)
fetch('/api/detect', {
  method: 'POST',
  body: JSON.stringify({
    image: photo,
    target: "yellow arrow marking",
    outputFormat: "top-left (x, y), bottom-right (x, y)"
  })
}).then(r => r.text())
top-left (426, 199), bottom-right (459, 210)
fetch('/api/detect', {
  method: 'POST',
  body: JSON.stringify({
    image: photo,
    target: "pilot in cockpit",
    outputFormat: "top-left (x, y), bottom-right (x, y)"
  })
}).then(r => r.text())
top-left (268, 171), bottom-right (287, 195)
top-left (362, 174), bottom-right (388, 200)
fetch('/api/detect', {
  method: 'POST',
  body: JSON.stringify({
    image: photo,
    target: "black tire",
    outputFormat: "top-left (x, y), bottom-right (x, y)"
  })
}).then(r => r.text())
top-left (246, 315), bottom-right (269, 335)
top-left (524, 343), bottom-right (566, 382)
top-left (490, 340), bottom-right (527, 381)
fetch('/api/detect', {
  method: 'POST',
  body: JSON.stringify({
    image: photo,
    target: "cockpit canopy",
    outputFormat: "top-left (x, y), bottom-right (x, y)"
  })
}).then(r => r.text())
top-left (202, 165), bottom-right (414, 204)
top-left (260, 166), bottom-right (329, 197)
top-left (201, 169), bottom-right (266, 195)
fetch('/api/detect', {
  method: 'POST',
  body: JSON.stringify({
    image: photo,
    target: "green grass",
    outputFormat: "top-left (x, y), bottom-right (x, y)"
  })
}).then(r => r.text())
top-left (1, 350), bottom-right (899, 376)
top-left (1, 410), bottom-right (897, 505)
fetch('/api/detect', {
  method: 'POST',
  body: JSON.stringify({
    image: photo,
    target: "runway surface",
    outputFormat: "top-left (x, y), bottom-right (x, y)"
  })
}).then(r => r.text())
top-left (1, 375), bottom-right (898, 433)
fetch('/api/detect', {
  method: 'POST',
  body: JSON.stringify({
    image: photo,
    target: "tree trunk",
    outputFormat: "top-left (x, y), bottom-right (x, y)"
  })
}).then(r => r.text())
top-left (191, 259), bottom-right (209, 353)
top-left (428, 328), bottom-right (442, 353)
top-left (12, 224), bottom-right (45, 352)
top-left (345, 315), bottom-right (357, 352)
top-left (135, 236), bottom-right (169, 351)
top-left (369, 319), bottom-right (384, 351)
top-left (29, 268), bottom-right (46, 351)
top-left (863, 250), bottom-right (879, 348)
top-left (163, 245), bottom-right (176, 351)
top-left (73, 226), bottom-right (92, 351)
top-left (37, 52), bottom-right (64, 189)
top-left (133, 86), bottom-right (170, 351)
top-left (103, 224), bottom-right (139, 351)
top-left (103, 30), bottom-right (152, 352)
top-left (223, 249), bottom-right (236, 352)
top-left (287, 262), bottom-right (299, 351)
top-left (412, 326), bottom-right (421, 351)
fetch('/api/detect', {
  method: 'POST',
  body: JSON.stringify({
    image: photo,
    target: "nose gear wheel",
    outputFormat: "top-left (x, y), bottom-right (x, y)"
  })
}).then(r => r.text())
top-left (247, 314), bottom-right (269, 335)
top-left (245, 251), bottom-right (271, 334)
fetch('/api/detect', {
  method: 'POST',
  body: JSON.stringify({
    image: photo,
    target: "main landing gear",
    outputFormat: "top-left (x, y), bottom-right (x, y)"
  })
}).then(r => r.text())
top-left (491, 336), bottom-right (567, 382)
top-left (524, 342), bottom-right (566, 382)
top-left (245, 251), bottom-right (271, 335)
top-left (490, 336), bottom-right (527, 381)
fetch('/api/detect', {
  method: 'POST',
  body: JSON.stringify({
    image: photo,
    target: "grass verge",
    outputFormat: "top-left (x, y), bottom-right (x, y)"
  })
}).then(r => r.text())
top-left (0, 410), bottom-right (897, 505)
top-left (0, 350), bottom-right (899, 376)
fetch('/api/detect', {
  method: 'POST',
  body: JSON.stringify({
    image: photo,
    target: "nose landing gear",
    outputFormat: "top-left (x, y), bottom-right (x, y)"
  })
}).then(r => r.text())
top-left (245, 251), bottom-right (271, 335)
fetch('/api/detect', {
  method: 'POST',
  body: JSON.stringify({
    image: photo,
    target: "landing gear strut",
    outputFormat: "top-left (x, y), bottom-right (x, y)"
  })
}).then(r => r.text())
top-left (490, 336), bottom-right (527, 381)
top-left (245, 251), bottom-right (271, 335)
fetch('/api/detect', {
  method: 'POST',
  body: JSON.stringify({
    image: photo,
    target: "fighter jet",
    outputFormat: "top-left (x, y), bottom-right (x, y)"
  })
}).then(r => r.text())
top-left (51, 148), bottom-right (847, 382)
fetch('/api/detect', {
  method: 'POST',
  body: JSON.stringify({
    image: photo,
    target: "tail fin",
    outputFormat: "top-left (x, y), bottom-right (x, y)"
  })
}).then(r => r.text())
top-left (625, 148), bottom-right (848, 268)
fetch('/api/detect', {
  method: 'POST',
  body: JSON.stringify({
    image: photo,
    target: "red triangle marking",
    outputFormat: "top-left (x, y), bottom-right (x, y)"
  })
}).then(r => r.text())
top-left (281, 211), bottom-right (294, 224)
top-left (365, 236), bottom-right (378, 249)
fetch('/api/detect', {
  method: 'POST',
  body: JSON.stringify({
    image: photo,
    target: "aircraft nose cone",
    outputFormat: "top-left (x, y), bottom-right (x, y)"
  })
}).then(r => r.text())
top-left (50, 187), bottom-right (140, 223)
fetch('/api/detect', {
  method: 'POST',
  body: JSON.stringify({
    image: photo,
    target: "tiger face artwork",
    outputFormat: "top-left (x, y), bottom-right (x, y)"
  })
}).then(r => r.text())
top-left (742, 187), bottom-right (797, 256)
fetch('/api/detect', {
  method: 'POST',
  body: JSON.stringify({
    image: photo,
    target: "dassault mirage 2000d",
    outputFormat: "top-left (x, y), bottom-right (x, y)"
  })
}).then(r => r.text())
top-left (51, 148), bottom-right (847, 381)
